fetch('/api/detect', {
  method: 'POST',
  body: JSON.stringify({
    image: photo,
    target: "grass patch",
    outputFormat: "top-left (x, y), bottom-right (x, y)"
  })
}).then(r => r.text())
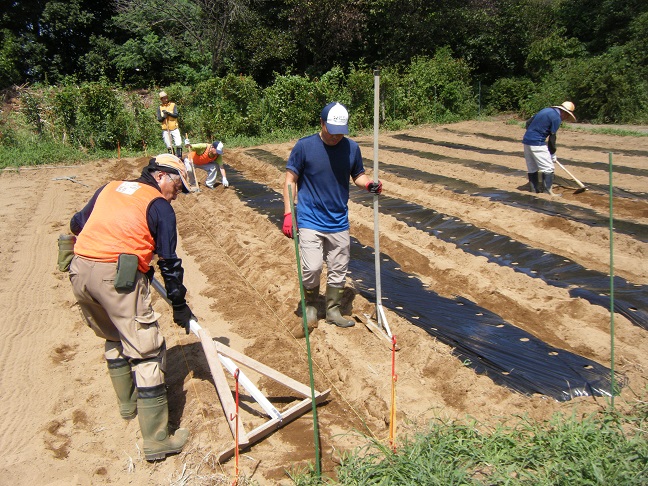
top-left (506, 119), bottom-right (648, 137)
top-left (291, 399), bottom-right (648, 485)
top-left (4, 117), bottom-right (646, 170)
top-left (569, 126), bottom-right (648, 137)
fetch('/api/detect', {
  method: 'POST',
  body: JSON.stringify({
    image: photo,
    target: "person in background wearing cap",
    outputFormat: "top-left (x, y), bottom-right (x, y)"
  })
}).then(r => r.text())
top-left (282, 102), bottom-right (383, 332)
top-left (522, 101), bottom-right (576, 195)
top-left (184, 139), bottom-right (229, 188)
top-left (68, 154), bottom-right (195, 461)
top-left (156, 91), bottom-right (183, 159)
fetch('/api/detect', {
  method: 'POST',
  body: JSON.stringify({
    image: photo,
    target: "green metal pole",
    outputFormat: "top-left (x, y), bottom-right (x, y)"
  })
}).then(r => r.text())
top-left (608, 152), bottom-right (615, 408)
top-left (288, 185), bottom-right (321, 477)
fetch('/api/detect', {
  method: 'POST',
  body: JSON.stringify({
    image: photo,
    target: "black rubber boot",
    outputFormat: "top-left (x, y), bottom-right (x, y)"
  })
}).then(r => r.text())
top-left (542, 171), bottom-right (556, 195)
top-left (107, 360), bottom-right (137, 420)
top-left (138, 389), bottom-right (189, 461)
top-left (325, 285), bottom-right (355, 328)
top-left (527, 172), bottom-right (540, 193)
top-left (167, 147), bottom-right (173, 154)
top-left (304, 285), bottom-right (320, 326)
top-left (175, 147), bottom-right (182, 159)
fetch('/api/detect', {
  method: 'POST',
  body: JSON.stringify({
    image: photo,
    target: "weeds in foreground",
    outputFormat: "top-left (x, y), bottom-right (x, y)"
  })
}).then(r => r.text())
top-left (291, 400), bottom-right (648, 485)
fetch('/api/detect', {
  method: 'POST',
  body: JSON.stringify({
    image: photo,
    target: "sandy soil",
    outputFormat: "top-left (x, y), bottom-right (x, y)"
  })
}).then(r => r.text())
top-left (1, 118), bottom-right (646, 485)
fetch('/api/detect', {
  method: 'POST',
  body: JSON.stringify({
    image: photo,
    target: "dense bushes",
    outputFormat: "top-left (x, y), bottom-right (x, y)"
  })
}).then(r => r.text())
top-left (4, 52), bottom-right (481, 160)
top-left (3, 44), bottom-right (647, 165)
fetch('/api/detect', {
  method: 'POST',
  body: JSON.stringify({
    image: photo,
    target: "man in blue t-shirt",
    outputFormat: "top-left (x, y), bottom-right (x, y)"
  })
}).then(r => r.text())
top-left (282, 102), bottom-right (383, 331)
top-left (522, 101), bottom-right (576, 195)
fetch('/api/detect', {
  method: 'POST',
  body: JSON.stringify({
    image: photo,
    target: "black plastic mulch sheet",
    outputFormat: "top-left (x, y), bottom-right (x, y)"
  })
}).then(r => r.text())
top-left (372, 142), bottom-right (648, 202)
top-left (439, 128), bottom-right (648, 159)
top-left (246, 148), bottom-right (648, 331)
top-left (348, 190), bottom-right (648, 331)
top-left (224, 167), bottom-right (623, 401)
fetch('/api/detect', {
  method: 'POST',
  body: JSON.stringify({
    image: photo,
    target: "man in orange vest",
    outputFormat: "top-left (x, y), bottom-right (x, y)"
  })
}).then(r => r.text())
top-left (68, 154), bottom-right (193, 461)
top-left (156, 91), bottom-right (183, 159)
top-left (184, 140), bottom-right (229, 188)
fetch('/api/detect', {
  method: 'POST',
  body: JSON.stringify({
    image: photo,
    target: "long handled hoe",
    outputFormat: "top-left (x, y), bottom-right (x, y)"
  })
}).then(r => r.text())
top-left (556, 159), bottom-right (588, 194)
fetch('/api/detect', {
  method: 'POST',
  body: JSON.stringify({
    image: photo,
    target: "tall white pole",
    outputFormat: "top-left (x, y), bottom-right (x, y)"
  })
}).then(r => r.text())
top-left (373, 69), bottom-right (384, 330)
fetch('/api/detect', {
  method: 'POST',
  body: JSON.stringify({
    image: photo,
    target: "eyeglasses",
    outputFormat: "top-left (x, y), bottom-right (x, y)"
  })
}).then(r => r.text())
top-left (165, 172), bottom-right (182, 188)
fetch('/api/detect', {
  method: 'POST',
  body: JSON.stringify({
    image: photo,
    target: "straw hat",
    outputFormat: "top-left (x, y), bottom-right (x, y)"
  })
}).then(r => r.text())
top-left (552, 101), bottom-right (576, 121)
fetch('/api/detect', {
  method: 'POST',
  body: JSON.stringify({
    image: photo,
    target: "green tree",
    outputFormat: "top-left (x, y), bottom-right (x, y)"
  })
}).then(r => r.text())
top-left (557, 0), bottom-right (648, 54)
top-left (112, 0), bottom-right (253, 84)
top-left (525, 30), bottom-right (586, 80)
top-left (224, 0), bottom-right (297, 86)
top-left (403, 49), bottom-right (477, 124)
top-left (0, 29), bottom-right (21, 88)
top-left (285, 0), bottom-right (366, 77)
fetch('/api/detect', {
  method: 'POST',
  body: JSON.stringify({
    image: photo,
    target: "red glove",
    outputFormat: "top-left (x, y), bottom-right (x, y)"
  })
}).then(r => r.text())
top-left (282, 212), bottom-right (295, 238)
top-left (366, 180), bottom-right (383, 194)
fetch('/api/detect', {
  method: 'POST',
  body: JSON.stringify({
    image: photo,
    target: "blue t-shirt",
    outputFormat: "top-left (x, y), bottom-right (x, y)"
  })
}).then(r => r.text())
top-left (522, 107), bottom-right (562, 146)
top-left (286, 133), bottom-right (365, 232)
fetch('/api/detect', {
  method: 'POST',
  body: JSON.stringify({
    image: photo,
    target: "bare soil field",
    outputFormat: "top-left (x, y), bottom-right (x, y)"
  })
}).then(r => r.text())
top-left (1, 118), bottom-right (647, 485)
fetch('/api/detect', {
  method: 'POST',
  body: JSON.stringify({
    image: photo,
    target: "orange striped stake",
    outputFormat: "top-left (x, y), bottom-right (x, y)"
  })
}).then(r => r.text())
top-left (389, 335), bottom-right (398, 451)
top-left (231, 369), bottom-right (240, 485)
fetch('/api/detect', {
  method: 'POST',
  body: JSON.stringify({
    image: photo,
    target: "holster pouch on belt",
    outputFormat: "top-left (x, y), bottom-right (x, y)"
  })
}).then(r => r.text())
top-left (57, 234), bottom-right (76, 272)
top-left (114, 253), bottom-right (139, 292)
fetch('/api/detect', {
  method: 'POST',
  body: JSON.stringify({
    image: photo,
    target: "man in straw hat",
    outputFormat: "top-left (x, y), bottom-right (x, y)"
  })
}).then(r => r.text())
top-left (157, 91), bottom-right (183, 159)
top-left (522, 101), bottom-right (576, 195)
top-left (68, 154), bottom-right (195, 461)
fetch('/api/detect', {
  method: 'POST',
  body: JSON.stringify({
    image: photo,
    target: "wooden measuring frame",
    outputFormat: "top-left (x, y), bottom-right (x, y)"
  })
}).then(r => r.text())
top-left (183, 133), bottom-right (201, 192)
top-left (151, 278), bottom-right (330, 463)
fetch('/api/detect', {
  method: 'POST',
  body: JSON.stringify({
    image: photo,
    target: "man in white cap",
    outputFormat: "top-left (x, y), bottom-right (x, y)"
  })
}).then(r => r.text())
top-left (156, 91), bottom-right (183, 159)
top-left (282, 102), bottom-right (383, 332)
top-left (68, 154), bottom-right (194, 461)
top-left (522, 101), bottom-right (576, 195)
top-left (184, 139), bottom-right (229, 188)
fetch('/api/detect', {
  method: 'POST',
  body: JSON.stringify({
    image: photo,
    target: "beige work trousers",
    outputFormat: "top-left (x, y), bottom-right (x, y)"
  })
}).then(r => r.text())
top-left (69, 256), bottom-right (166, 388)
top-left (298, 228), bottom-right (350, 289)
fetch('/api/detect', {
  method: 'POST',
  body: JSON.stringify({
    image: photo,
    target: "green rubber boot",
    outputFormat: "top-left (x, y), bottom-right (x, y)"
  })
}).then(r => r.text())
top-left (57, 234), bottom-right (76, 272)
top-left (325, 285), bottom-right (355, 328)
top-left (107, 361), bottom-right (137, 420)
top-left (527, 172), bottom-right (540, 193)
top-left (542, 171), bottom-right (556, 196)
top-left (138, 392), bottom-right (189, 461)
top-left (304, 285), bottom-right (320, 326)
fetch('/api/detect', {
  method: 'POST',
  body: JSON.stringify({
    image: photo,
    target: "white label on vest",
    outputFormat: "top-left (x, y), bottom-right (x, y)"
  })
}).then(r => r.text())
top-left (116, 181), bottom-right (141, 195)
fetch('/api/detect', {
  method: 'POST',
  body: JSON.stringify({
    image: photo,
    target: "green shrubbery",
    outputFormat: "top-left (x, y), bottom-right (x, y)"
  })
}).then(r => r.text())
top-left (3, 46), bottom-right (648, 167)
top-left (1, 53), bottom-right (482, 165)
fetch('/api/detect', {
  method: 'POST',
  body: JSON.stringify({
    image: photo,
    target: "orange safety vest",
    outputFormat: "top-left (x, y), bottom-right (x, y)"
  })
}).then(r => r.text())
top-left (74, 181), bottom-right (164, 272)
top-left (159, 102), bottom-right (178, 130)
top-left (189, 150), bottom-right (221, 166)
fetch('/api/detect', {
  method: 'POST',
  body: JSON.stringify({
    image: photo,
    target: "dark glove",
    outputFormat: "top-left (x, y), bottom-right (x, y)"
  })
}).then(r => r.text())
top-left (282, 212), bottom-right (295, 238)
top-left (366, 180), bottom-right (383, 194)
top-left (172, 303), bottom-right (194, 334)
top-left (162, 110), bottom-right (169, 116)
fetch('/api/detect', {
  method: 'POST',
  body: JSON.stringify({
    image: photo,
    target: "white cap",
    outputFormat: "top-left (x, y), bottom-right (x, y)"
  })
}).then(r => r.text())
top-left (212, 141), bottom-right (224, 154)
top-left (321, 102), bottom-right (349, 135)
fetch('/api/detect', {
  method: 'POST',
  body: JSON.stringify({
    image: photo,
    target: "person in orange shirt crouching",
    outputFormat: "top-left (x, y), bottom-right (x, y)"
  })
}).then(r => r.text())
top-left (184, 140), bottom-right (228, 189)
